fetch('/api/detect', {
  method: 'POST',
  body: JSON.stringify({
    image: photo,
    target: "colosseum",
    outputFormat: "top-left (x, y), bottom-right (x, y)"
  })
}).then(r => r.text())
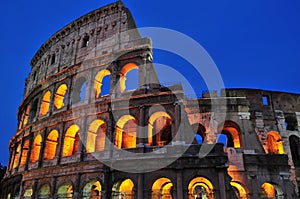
top-left (1, 1), bottom-right (300, 199)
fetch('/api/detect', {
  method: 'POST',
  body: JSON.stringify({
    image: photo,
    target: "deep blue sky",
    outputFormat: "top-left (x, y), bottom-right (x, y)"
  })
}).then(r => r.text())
top-left (0, 0), bottom-right (300, 165)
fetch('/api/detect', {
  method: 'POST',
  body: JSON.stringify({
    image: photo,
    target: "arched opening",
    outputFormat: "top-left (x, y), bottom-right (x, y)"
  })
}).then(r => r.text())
top-left (44, 130), bottom-right (59, 160)
top-left (54, 84), bottom-right (68, 110)
top-left (148, 112), bottom-right (172, 146)
top-left (94, 69), bottom-right (111, 98)
top-left (13, 144), bottom-right (21, 169)
top-left (40, 91), bottom-right (51, 116)
top-left (267, 131), bottom-right (284, 154)
top-left (72, 77), bottom-right (87, 104)
top-left (86, 120), bottom-right (106, 153)
top-left (217, 134), bottom-right (228, 148)
top-left (20, 140), bottom-right (30, 167)
top-left (260, 182), bottom-right (284, 199)
top-left (82, 179), bottom-right (102, 199)
top-left (62, 125), bottom-right (80, 157)
top-left (112, 179), bottom-right (134, 199)
top-left (30, 134), bottom-right (42, 163)
top-left (57, 182), bottom-right (73, 199)
top-left (23, 186), bottom-right (33, 198)
top-left (38, 184), bottom-right (51, 199)
top-left (115, 115), bottom-right (137, 149)
top-left (192, 123), bottom-right (206, 144)
top-left (289, 135), bottom-right (300, 167)
top-left (285, 115), bottom-right (297, 131)
top-left (230, 182), bottom-right (247, 199)
top-left (120, 63), bottom-right (139, 93)
top-left (23, 105), bottom-right (31, 126)
top-left (151, 177), bottom-right (174, 199)
top-left (217, 121), bottom-right (241, 148)
top-left (188, 177), bottom-right (214, 199)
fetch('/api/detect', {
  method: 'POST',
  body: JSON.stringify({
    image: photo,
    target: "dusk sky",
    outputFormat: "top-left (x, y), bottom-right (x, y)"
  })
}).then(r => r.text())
top-left (0, 0), bottom-right (300, 165)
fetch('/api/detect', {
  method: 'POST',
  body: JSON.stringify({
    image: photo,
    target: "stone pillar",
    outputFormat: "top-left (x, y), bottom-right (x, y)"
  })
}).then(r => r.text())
top-left (137, 173), bottom-right (144, 199)
top-left (38, 128), bottom-right (48, 168)
top-left (79, 117), bottom-right (88, 162)
top-left (137, 106), bottom-right (146, 146)
top-left (176, 170), bottom-right (183, 199)
top-left (25, 128), bottom-right (34, 171)
top-left (50, 176), bottom-right (57, 199)
top-left (174, 102), bottom-right (181, 142)
top-left (57, 123), bottom-right (66, 165)
top-left (74, 173), bottom-right (82, 199)
top-left (217, 170), bottom-right (227, 199)
top-left (32, 179), bottom-right (39, 199)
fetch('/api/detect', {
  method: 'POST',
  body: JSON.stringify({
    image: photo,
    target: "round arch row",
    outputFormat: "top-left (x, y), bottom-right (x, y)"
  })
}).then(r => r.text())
top-left (18, 63), bottom-right (140, 129)
top-left (18, 176), bottom-right (216, 199)
top-left (230, 181), bottom-right (285, 199)
top-left (10, 111), bottom-right (174, 171)
top-left (192, 120), bottom-right (242, 149)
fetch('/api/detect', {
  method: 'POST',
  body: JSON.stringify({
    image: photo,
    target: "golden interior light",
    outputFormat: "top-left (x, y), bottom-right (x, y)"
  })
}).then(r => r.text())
top-left (223, 127), bottom-right (241, 148)
top-left (58, 183), bottom-right (73, 197)
top-left (115, 115), bottom-right (136, 149)
top-left (54, 84), bottom-right (68, 109)
top-left (83, 180), bottom-right (102, 197)
top-left (119, 179), bottom-right (134, 195)
top-left (94, 69), bottom-right (111, 98)
top-left (148, 112), bottom-right (172, 146)
top-left (188, 177), bottom-right (214, 199)
top-left (86, 120), bottom-right (106, 153)
top-left (62, 125), bottom-right (80, 157)
top-left (13, 144), bottom-right (21, 169)
top-left (20, 140), bottom-right (29, 167)
top-left (40, 91), bottom-right (51, 116)
top-left (267, 131), bottom-right (285, 154)
top-left (23, 187), bottom-right (33, 197)
top-left (30, 134), bottom-right (42, 163)
top-left (119, 63), bottom-right (138, 93)
top-left (23, 105), bottom-right (30, 126)
top-left (152, 178), bottom-right (173, 198)
top-left (261, 183), bottom-right (276, 198)
top-left (230, 181), bottom-right (247, 199)
top-left (44, 130), bottom-right (59, 160)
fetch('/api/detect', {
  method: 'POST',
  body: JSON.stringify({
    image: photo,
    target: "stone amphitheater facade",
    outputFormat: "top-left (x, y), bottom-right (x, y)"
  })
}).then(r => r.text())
top-left (1, 1), bottom-right (300, 199)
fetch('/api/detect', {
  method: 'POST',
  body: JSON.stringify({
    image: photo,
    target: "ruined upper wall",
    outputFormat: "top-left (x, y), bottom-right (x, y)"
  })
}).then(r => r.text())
top-left (25, 1), bottom-right (142, 96)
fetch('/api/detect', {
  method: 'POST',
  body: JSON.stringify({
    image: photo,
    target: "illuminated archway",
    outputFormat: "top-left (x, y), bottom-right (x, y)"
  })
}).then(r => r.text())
top-left (261, 182), bottom-right (284, 199)
top-left (120, 63), bottom-right (139, 93)
top-left (230, 182), bottom-right (247, 199)
top-left (62, 125), bottom-right (80, 157)
top-left (57, 182), bottom-right (73, 199)
top-left (94, 69), bottom-right (111, 98)
top-left (30, 134), bottom-right (42, 163)
top-left (218, 121), bottom-right (241, 148)
top-left (267, 131), bottom-right (284, 154)
top-left (82, 179), bottom-right (102, 199)
top-left (112, 179), bottom-right (134, 199)
top-left (44, 130), bottom-right (59, 160)
top-left (152, 177), bottom-right (174, 199)
top-left (192, 123), bottom-right (206, 144)
top-left (148, 112), bottom-right (172, 146)
top-left (86, 120), bottom-right (106, 153)
top-left (38, 184), bottom-right (51, 199)
top-left (23, 105), bottom-right (31, 126)
top-left (54, 84), bottom-right (68, 109)
top-left (188, 177), bottom-right (214, 199)
top-left (24, 186), bottom-right (33, 198)
top-left (13, 144), bottom-right (21, 169)
top-left (40, 91), bottom-right (51, 116)
top-left (20, 139), bottom-right (30, 167)
top-left (115, 115), bottom-right (137, 149)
